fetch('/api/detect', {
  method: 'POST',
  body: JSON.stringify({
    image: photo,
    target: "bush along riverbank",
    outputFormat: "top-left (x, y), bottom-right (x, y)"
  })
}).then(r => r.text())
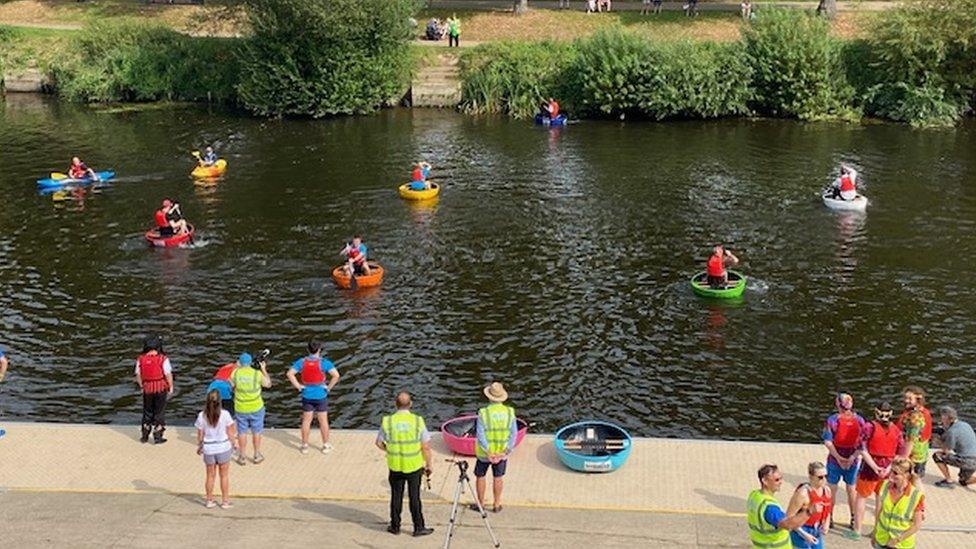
top-left (460, 1), bottom-right (976, 127)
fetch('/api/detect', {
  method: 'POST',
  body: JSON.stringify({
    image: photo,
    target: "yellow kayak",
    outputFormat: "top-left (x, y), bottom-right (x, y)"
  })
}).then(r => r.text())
top-left (398, 182), bottom-right (439, 200)
top-left (191, 159), bottom-right (228, 179)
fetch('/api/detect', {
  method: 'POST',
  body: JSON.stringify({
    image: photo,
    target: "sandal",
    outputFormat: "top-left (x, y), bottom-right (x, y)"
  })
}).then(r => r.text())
top-left (492, 505), bottom-right (503, 513)
top-left (253, 452), bottom-right (265, 464)
top-left (236, 454), bottom-right (246, 466)
top-left (843, 530), bottom-right (860, 541)
top-left (220, 501), bottom-right (233, 509)
top-left (934, 479), bottom-right (955, 488)
top-left (468, 503), bottom-right (483, 512)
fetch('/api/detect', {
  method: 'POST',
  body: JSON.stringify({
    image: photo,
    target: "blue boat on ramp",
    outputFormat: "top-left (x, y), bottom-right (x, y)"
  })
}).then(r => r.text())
top-left (553, 420), bottom-right (632, 473)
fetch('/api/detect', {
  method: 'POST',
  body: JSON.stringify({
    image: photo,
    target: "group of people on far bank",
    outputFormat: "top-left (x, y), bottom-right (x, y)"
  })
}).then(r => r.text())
top-left (135, 336), bottom-right (519, 537)
top-left (749, 387), bottom-right (976, 549)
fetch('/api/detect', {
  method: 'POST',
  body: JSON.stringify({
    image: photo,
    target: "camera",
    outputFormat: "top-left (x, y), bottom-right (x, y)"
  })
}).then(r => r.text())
top-left (255, 348), bottom-right (271, 363)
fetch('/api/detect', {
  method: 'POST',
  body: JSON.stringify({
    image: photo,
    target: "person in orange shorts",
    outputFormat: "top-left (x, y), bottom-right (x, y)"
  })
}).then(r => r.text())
top-left (849, 402), bottom-right (908, 541)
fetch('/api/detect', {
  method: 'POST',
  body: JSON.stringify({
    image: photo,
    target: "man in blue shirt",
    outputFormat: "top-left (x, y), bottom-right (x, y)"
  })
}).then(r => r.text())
top-left (286, 340), bottom-right (340, 454)
top-left (473, 382), bottom-right (519, 513)
top-left (200, 146), bottom-right (218, 167)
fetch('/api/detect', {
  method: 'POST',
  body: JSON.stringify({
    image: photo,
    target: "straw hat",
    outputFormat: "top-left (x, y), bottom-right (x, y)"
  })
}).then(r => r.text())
top-left (484, 382), bottom-right (508, 403)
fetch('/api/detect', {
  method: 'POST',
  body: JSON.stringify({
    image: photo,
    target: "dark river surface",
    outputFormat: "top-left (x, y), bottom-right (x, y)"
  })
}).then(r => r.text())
top-left (1, 96), bottom-right (975, 442)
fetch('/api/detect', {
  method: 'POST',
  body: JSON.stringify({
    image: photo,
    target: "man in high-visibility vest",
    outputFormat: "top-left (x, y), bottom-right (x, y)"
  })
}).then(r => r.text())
top-left (747, 464), bottom-right (822, 548)
top-left (230, 353), bottom-right (271, 465)
top-left (375, 392), bottom-right (434, 537)
top-left (473, 381), bottom-right (517, 513)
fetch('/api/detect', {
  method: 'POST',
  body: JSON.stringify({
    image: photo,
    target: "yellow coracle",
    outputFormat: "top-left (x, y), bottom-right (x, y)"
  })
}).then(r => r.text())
top-left (191, 159), bottom-right (228, 179)
top-left (398, 182), bottom-right (439, 200)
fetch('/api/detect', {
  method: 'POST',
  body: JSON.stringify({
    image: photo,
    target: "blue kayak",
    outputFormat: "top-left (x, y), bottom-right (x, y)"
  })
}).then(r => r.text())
top-left (36, 171), bottom-right (116, 190)
top-left (535, 113), bottom-right (567, 127)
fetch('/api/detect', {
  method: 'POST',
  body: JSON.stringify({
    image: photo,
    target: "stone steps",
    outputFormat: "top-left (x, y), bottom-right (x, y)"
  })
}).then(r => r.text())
top-left (411, 54), bottom-right (461, 108)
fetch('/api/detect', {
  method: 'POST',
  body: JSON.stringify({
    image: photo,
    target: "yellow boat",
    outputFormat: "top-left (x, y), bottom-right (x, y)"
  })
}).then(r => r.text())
top-left (191, 159), bottom-right (228, 179)
top-left (398, 182), bottom-right (439, 200)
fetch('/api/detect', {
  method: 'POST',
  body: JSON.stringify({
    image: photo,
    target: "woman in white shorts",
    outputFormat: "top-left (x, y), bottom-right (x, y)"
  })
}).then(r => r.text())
top-left (196, 389), bottom-right (239, 509)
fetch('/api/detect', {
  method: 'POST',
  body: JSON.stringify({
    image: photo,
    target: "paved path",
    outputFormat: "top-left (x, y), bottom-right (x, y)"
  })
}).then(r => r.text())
top-left (0, 422), bottom-right (974, 547)
top-left (426, 0), bottom-right (899, 12)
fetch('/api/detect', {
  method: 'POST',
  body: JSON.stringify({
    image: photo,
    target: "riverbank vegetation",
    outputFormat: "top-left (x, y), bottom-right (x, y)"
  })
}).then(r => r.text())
top-left (461, 0), bottom-right (975, 126)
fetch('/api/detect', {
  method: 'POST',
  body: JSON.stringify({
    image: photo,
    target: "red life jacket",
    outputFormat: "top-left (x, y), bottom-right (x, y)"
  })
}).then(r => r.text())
top-left (301, 357), bottom-right (325, 385)
top-left (154, 210), bottom-right (168, 229)
top-left (347, 246), bottom-right (365, 265)
top-left (867, 421), bottom-right (901, 458)
top-left (833, 413), bottom-right (863, 448)
top-left (213, 363), bottom-right (236, 382)
top-left (69, 163), bottom-right (87, 179)
top-left (549, 101), bottom-right (560, 118)
top-left (707, 254), bottom-right (725, 277)
top-left (138, 352), bottom-right (169, 394)
top-left (839, 174), bottom-right (855, 192)
top-left (803, 484), bottom-right (832, 527)
top-left (412, 168), bottom-right (423, 182)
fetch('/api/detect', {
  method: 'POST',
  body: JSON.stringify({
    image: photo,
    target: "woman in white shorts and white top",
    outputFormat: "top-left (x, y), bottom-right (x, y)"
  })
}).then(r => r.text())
top-left (196, 389), bottom-right (238, 509)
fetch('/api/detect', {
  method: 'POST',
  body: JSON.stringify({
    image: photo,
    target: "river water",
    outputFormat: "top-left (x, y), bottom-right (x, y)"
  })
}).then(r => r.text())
top-left (1, 96), bottom-right (974, 441)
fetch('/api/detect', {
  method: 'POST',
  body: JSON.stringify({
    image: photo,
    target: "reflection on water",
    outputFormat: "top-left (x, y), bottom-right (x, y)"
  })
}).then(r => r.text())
top-left (1, 97), bottom-right (975, 441)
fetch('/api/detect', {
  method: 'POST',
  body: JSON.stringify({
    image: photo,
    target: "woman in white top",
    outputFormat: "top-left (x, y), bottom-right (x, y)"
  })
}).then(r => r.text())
top-left (196, 390), bottom-right (238, 509)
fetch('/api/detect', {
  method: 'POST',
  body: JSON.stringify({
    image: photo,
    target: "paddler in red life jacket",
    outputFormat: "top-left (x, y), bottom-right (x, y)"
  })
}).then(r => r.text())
top-left (154, 199), bottom-right (189, 237)
top-left (822, 392), bottom-right (866, 528)
top-left (341, 236), bottom-right (371, 277)
top-left (706, 245), bottom-right (739, 289)
top-left (134, 334), bottom-right (174, 444)
top-left (830, 165), bottom-right (858, 201)
top-left (68, 156), bottom-right (99, 181)
top-left (409, 162), bottom-right (432, 191)
top-left (547, 98), bottom-right (560, 119)
top-left (851, 402), bottom-right (908, 540)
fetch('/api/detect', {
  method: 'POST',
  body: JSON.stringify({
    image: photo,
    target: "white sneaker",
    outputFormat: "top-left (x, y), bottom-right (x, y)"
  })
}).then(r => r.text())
top-left (205, 500), bottom-right (217, 509)
top-left (322, 443), bottom-right (334, 454)
top-left (300, 443), bottom-right (309, 455)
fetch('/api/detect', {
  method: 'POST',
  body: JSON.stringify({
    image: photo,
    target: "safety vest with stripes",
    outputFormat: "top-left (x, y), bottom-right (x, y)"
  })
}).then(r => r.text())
top-left (874, 481), bottom-right (922, 548)
top-left (231, 367), bottom-right (264, 414)
top-left (746, 490), bottom-right (790, 549)
top-left (476, 403), bottom-right (514, 460)
top-left (382, 411), bottom-right (426, 473)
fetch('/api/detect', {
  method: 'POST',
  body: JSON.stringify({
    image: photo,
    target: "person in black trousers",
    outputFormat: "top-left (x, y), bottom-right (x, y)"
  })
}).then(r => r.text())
top-left (375, 392), bottom-right (434, 537)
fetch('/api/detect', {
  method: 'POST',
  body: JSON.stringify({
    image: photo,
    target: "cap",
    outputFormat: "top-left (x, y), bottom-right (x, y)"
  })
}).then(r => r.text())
top-left (238, 353), bottom-right (253, 366)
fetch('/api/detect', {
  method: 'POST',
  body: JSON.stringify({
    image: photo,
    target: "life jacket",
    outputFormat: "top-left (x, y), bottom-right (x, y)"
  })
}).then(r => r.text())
top-left (138, 352), bottom-right (168, 394)
top-left (867, 421), bottom-right (901, 458)
top-left (874, 481), bottom-right (922, 549)
top-left (549, 101), bottom-right (560, 118)
top-left (801, 484), bottom-right (832, 527)
top-left (833, 413), bottom-right (863, 449)
top-left (347, 245), bottom-right (365, 265)
top-left (154, 210), bottom-right (169, 229)
top-left (69, 164), bottom-right (86, 179)
top-left (839, 174), bottom-right (855, 192)
top-left (301, 357), bottom-right (325, 385)
top-left (746, 490), bottom-right (790, 549)
top-left (707, 253), bottom-right (725, 277)
top-left (213, 363), bottom-right (236, 382)
top-left (412, 167), bottom-right (423, 182)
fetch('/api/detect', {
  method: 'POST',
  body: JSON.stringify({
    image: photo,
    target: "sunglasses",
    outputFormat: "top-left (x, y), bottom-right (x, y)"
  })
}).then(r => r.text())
top-left (771, 476), bottom-right (783, 482)
top-left (813, 474), bottom-right (826, 480)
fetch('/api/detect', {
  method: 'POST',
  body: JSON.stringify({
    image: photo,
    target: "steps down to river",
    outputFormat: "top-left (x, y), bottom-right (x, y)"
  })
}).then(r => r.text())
top-left (410, 54), bottom-right (461, 108)
top-left (2, 67), bottom-right (50, 93)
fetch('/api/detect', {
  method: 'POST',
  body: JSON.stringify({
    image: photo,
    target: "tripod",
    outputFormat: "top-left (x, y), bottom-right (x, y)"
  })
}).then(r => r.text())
top-left (443, 459), bottom-right (500, 549)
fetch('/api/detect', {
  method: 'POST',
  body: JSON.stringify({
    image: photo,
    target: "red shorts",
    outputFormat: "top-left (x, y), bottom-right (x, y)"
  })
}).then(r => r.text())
top-left (855, 477), bottom-right (883, 498)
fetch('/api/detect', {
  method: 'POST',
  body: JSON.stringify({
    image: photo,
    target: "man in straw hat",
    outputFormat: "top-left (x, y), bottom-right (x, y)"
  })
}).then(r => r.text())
top-left (472, 381), bottom-right (518, 513)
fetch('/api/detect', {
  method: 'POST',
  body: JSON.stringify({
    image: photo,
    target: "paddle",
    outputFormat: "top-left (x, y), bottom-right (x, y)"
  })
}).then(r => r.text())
top-left (51, 172), bottom-right (68, 180)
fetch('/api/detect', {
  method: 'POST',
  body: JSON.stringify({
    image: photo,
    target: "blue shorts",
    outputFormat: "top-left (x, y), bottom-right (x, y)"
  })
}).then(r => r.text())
top-left (474, 459), bottom-right (508, 478)
top-left (301, 398), bottom-right (328, 413)
top-left (789, 524), bottom-right (823, 549)
top-left (827, 459), bottom-right (859, 485)
top-left (409, 181), bottom-right (426, 191)
top-left (236, 408), bottom-right (265, 434)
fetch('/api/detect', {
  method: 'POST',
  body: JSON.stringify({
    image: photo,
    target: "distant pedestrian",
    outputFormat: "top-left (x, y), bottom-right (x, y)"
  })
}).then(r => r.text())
top-left (685, 0), bottom-right (698, 17)
top-left (286, 340), bottom-right (340, 455)
top-left (898, 386), bottom-right (933, 477)
top-left (786, 462), bottom-right (832, 549)
top-left (599, 0), bottom-right (611, 12)
top-left (586, 0), bottom-right (596, 13)
top-left (207, 360), bottom-right (238, 415)
top-left (872, 456), bottom-right (925, 548)
top-left (375, 391), bottom-right (434, 537)
top-left (747, 464), bottom-right (822, 548)
top-left (933, 405), bottom-right (976, 488)
top-left (559, 0), bottom-right (570, 8)
top-left (135, 335), bottom-right (173, 444)
top-left (472, 382), bottom-right (517, 513)
top-left (822, 392), bottom-right (865, 529)
top-left (641, 0), bottom-right (651, 15)
top-left (447, 14), bottom-right (460, 48)
top-left (652, 0), bottom-right (663, 14)
top-left (741, 0), bottom-right (753, 19)
top-left (850, 402), bottom-right (907, 541)
top-left (229, 352), bottom-right (271, 465)
top-left (196, 389), bottom-right (238, 509)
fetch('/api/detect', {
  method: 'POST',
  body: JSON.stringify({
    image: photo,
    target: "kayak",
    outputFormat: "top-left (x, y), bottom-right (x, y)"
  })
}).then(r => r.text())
top-left (36, 171), bottom-right (115, 190)
top-left (822, 190), bottom-right (867, 212)
top-left (332, 262), bottom-right (384, 289)
top-left (554, 420), bottom-right (632, 473)
top-left (145, 225), bottom-right (195, 248)
top-left (440, 414), bottom-right (529, 456)
top-left (398, 182), bottom-right (439, 201)
top-left (191, 159), bottom-right (228, 179)
top-left (535, 113), bottom-right (567, 127)
top-left (690, 270), bottom-right (747, 299)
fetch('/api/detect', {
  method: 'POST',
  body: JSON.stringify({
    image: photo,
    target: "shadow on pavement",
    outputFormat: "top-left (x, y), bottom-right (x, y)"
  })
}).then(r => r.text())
top-left (293, 499), bottom-right (388, 532)
top-left (694, 487), bottom-right (745, 514)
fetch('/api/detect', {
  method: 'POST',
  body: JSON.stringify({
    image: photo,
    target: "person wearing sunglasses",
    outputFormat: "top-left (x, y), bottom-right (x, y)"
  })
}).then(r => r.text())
top-left (851, 403), bottom-right (909, 541)
top-left (786, 462), bottom-right (832, 548)
top-left (748, 464), bottom-right (823, 549)
top-left (872, 456), bottom-right (925, 548)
